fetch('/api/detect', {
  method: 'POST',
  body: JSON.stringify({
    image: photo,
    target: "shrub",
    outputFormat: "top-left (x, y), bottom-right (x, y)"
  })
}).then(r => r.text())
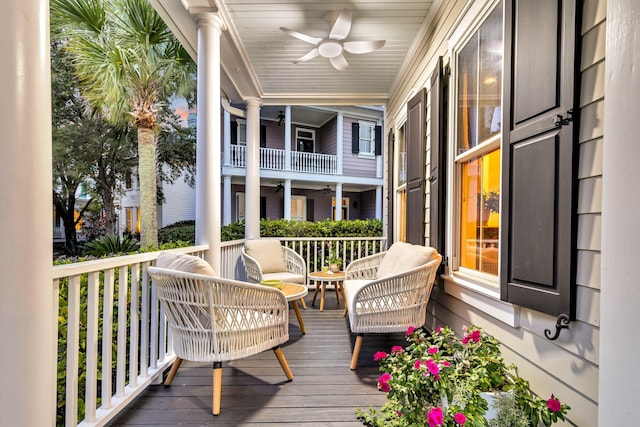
top-left (83, 234), bottom-right (139, 257)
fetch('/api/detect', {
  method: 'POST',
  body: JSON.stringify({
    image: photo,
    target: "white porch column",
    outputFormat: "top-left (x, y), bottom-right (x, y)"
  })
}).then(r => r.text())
top-left (284, 105), bottom-right (292, 170)
top-left (335, 183), bottom-right (343, 220)
top-left (0, 2), bottom-right (55, 425)
top-left (600, 0), bottom-right (640, 425)
top-left (223, 108), bottom-right (231, 167)
top-left (284, 179), bottom-right (292, 220)
top-left (194, 11), bottom-right (224, 272)
top-left (336, 112), bottom-right (344, 174)
top-left (375, 185), bottom-right (383, 220)
top-left (223, 175), bottom-right (232, 225)
top-left (245, 97), bottom-right (262, 239)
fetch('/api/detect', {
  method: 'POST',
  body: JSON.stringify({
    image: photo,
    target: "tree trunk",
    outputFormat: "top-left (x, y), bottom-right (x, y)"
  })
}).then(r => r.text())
top-left (138, 126), bottom-right (158, 248)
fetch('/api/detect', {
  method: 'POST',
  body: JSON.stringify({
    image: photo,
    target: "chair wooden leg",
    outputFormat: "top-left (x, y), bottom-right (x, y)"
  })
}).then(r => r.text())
top-left (292, 300), bottom-right (306, 334)
top-left (212, 362), bottom-right (222, 415)
top-left (350, 334), bottom-right (364, 370)
top-left (300, 297), bottom-right (307, 310)
top-left (164, 357), bottom-right (183, 385)
top-left (273, 346), bottom-right (294, 381)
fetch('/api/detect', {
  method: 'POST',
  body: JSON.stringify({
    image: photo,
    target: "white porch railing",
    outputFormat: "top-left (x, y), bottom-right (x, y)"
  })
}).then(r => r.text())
top-left (227, 145), bottom-right (338, 175)
top-left (53, 237), bottom-right (384, 427)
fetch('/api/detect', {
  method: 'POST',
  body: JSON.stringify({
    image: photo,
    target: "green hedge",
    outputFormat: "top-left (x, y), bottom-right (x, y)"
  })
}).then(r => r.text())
top-left (159, 218), bottom-right (383, 244)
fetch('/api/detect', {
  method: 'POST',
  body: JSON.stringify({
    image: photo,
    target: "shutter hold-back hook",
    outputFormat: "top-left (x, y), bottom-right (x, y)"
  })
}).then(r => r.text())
top-left (544, 314), bottom-right (570, 340)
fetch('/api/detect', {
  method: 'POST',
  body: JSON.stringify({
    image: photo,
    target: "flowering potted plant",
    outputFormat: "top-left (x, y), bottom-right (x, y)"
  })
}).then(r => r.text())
top-left (356, 325), bottom-right (570, 427)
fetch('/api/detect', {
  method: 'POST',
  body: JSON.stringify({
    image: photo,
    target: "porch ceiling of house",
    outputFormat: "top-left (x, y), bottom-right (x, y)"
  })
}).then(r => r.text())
top-left (150, 0), bottom-right (435, 107)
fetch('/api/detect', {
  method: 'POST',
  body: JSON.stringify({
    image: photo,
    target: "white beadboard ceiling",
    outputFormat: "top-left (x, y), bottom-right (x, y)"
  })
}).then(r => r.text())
top-left (151, 0), bottom-right (435, 106)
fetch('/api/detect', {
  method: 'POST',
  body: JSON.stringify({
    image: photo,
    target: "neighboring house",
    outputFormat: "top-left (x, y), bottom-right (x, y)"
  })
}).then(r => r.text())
top-left (119, 105), bottom-right (384, 233)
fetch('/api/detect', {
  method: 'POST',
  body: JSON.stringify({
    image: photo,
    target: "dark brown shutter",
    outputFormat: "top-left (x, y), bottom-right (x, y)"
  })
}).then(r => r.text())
top-left (374, 125), bottom-right (382, 155)
top-left (260, 125), bottom-right (266, 148)
top-left (429, 57), bottom-right (447, 257)
top-left (406, 88), bottom-right (426, 245)
top-left (351, 122), bottom-right (360, 153)
top-left (260, 196), bottom-right (266, 219)
top-left (387, 129), bottom-right (395, 244)
top-left (230, 120), bottom-right (238, 145)
top-left (306, 199), bottom-right (314, 221)
top-left (500, 0), bottom-right (579, 317)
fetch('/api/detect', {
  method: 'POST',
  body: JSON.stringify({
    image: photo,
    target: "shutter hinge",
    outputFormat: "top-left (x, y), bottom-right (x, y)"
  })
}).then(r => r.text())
top-left (553, 109), bottom-right (574, 127)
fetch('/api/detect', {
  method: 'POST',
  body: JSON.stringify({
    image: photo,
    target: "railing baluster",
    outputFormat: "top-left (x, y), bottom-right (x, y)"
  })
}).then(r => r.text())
top-left (140, 264), bottom-right (150, 379)
top-left (102, 269), bottom-right (115, 409)
top-left (116, 266), bottom-right (129, 396)
top-left (65, 275), bottom-right (81, 427)
top-left (129, 263), bottom-right (140, 388)
top-left (85, 272), bottom-right (99, 422)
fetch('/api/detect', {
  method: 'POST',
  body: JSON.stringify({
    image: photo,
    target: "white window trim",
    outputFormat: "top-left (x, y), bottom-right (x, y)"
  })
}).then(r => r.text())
top-left (237, 119), bottom-right (247, 145)
top-left (357, 120), bottom-right (376, 159)
top-left (441, 0), bottom-right (518, 327)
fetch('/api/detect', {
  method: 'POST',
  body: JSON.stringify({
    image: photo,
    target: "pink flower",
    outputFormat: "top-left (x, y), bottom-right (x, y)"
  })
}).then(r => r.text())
top-left (391, 346), bottom-right (404, 354)
top-left (428, 346), bottom-right (439, 355)
top-left (373, 351), bottom-right (388, 361)
top-left (406, 326), bottom-right (416, 336)
top-left (454, 412), bottom-right (467, 424)
top-left (435, 325), bottom-right (442, 334)
top-left (426, 359), bottom-right (440, 376)
top-left (462, 329), bottom-right (481, 345)
top-left (377, 373), bottom-right (391, 393)
top-left (378, 381), bottom-right (390, 392)
top-left (442, 361), bottom-right (451, 367)
top-left (414, 359), bottom-right (422, 369)
top-left (426, 407), bottom-right (444, 426)
top-left (547, 395), bottom-right (562, 412)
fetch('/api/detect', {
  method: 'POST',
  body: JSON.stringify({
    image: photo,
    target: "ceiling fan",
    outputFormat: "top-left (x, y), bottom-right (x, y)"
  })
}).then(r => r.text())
top-left (280, 9), bottom-right (386, 71)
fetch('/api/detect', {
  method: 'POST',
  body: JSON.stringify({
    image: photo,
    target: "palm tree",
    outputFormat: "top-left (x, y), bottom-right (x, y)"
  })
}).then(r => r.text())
top-left (51, 0), bottom-right (196, 248)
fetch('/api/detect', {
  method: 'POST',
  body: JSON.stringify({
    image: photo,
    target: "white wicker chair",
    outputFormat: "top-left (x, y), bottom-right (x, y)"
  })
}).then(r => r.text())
top-left (343, 242), bottom-right (442, 369)
top-left (242, 239), bottom-right (307, 308)
top-left (147, 266), bottom-right (293, 415)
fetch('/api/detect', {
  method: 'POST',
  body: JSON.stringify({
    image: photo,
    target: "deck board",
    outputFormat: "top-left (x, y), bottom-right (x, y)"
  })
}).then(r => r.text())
top-left (107, 292), bottom-right (406, 426)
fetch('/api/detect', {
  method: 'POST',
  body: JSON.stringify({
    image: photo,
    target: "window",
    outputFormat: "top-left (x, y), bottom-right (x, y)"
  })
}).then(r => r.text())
top-left (236, 119), bottom-right (247, 145)
top-left (358, 121), bottom-right (376, 156)
top-left (236, 193), bottom-right (245, 221)
top-left (125, 207), bottom-right (140, 233)
top-left (332, 197), bottom-right (349, 220)
top-left (291, 196), bottom-right (307, 221)
top-left (455, 1), bottom-right (503, 277)
top-left (296, 128), bottom-right (315, 153)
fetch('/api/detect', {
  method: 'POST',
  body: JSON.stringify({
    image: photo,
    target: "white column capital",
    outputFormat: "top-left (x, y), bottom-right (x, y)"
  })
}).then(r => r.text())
top-left (244, 96), bottom-right (263, 109)
top-left (191, 8), bottom-right (226, 31)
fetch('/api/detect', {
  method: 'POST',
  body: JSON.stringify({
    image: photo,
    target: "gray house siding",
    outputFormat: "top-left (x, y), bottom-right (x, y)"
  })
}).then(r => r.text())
top-left (342, 116), bottom-right (378, 178)
top-left (386, 0), bottom-right (604, 425)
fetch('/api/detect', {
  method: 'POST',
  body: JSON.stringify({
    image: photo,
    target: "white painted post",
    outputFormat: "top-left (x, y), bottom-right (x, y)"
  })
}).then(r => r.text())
top-left (223, 175), bottom-right (232, 225)
top-left (284, 105), bottom-right (292, 170)
top-left (223, 108), bottom-right (231, 166)
top-left (335, 183), bottom-right (343, 220)
top-left (0, 3), bottom-right (55, 426)
top-left (376, 185), bottom-right (383, 220)
top-left (600, 0), bottom-right (640, 425)
top-left (337, 112), bottom-right (344, 175)
top-left (193, 11), bottom-right (225, 272)
top-left (284, 179), bottom-right (292, 220)
top-left (245, 97), bottom-right (262, 239)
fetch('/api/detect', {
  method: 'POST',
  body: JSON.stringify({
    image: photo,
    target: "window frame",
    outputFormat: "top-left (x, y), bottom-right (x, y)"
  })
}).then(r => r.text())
top-left (440, 0), bottom-right (520, 327)
top-left (295, 128), bottom-right (315, 153)
top-left (291, 195), bottom-right (307, 221)
top-left (357, 120), bottom-right (376, 158)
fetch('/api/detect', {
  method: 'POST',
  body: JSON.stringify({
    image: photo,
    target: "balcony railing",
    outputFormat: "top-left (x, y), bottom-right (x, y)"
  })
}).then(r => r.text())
top-left (54, 236), bottom-right (385, 427)
top-left (228, 145), bottom-right (337, 175)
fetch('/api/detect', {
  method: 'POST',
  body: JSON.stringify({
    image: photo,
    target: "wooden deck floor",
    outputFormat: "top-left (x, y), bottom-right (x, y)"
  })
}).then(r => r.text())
top-left (108, 291), bottom-right (406, 426)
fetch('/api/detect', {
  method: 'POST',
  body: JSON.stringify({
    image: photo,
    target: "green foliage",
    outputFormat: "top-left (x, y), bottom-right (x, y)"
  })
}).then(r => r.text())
top-left (158, 220), bottom-right (196, 244)
top-left (488, 392), bottom-right (530, 427)
top-left (356, 326), bottom-right (570, 427)
top-left (158, 218), bottom-right (383, 245)
top-left (83, 234), bottom-right (140, 257)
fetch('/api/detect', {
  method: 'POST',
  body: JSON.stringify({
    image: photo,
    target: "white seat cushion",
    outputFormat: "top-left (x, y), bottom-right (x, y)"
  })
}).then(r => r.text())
top-left (262, 272), bottom-right (305, 284)
top-left (343, 279), bottom-right (373, 309)
top-left (376, 242), bottom-right (438, 279)
top-left (244, 239), bottom-right (287, 274)
top-left (156, 251), bottom-right (217, 276)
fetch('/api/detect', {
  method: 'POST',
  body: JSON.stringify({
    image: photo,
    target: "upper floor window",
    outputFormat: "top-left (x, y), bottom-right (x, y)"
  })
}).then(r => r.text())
top-left (455, 1), bottom-right (503, 277)
top-left (358, 121), bottom-right (376, 157)
top-left (236, 119), bottom-right (247, 145)
top-left (296, 128), bottom-right (315, 153)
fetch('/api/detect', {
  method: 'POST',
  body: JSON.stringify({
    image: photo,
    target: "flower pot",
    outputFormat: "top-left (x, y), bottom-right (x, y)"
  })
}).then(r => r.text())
top-left (329, 263), bottom-right (340, 273)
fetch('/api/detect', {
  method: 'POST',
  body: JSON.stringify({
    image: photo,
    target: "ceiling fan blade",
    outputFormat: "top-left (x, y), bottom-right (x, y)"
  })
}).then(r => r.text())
top-left (294, 48), bottom-right (320, 64)
top-left (343, 40), bottom-right (386, 54)
top-left (330, 54), bottom-right (349, 71)
top-left (280, 27), bottom-right (322, 45)
top-left (329, 9), bottom-right (352, 40)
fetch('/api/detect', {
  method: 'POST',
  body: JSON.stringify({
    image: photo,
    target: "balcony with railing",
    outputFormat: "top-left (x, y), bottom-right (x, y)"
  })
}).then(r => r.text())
top-left (54, 236), bottom-right (386, 426)
top-left (228, 145), bottom-right (338, 175)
